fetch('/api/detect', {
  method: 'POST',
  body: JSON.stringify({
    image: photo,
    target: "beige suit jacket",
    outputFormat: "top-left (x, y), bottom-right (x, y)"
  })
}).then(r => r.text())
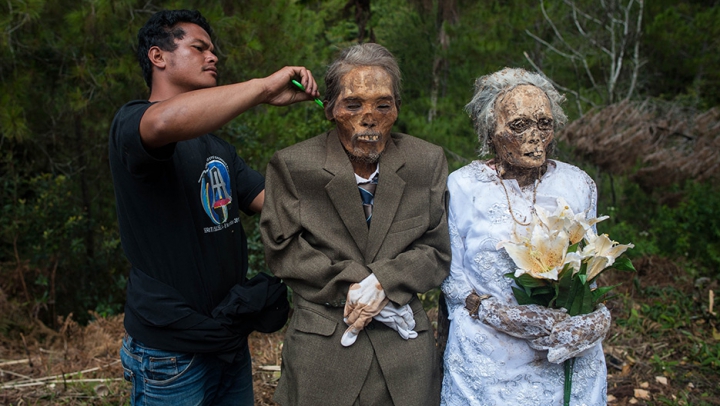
top-left (260, 129), bottom-right (451, 406)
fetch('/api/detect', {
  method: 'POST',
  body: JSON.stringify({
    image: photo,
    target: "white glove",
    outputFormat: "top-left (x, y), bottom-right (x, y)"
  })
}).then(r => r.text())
top-left (341, 274), bottom-right (388, 347)
top-left (373, 302), bottom-right (418, 340)
top-left (529, 303), bottom-right (611, 363)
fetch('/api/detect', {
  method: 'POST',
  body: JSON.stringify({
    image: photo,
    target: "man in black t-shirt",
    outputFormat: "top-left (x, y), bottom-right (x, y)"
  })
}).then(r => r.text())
top-left (109, 9), bottom-right (319, 405)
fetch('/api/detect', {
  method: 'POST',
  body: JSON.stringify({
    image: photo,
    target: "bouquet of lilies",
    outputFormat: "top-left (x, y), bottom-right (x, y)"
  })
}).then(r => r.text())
top-left (497, 197), bottom-right (635, 406)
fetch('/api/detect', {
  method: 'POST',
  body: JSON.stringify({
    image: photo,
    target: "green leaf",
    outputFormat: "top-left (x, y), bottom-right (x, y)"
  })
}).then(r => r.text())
top-left (579, 284), bottom-right (596, 314)
top-left (555, 267), bottom-right (575, 309)
top-left (531, 286), bottom-right (555, 296)
top-left (612, 257), bottom-right (636, 272)
top-left (512, 287), bottom-right (553, 306)
top-left (565, 277), bottom-right (595, 316)
top-left (557, 263), bottom-right (573, 279)
top-left (512, 286), bottom-right (537, 305)
top-left (591, 284), bottom-right (620, 302)
top-left (516, 273), bottom-right (550, 288)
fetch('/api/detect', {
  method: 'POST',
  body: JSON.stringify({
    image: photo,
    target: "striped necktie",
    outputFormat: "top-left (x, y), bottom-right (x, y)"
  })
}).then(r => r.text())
top-left (358, 175), bottom-right (378, 226)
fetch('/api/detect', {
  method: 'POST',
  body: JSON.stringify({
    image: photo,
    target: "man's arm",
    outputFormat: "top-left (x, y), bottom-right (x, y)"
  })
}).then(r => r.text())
top-left (248, 190), bottom-right (264, 213)
top-left (260, 152), bottom-right (370, 305)
top-left (140, 66), bottom-right (319, 149)
top-left (368, 149), bottom-right (451, 305)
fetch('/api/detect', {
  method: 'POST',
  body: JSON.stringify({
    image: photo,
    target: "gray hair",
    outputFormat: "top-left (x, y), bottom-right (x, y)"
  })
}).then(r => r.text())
top-left (324, 43), bottom-right (402, 114)
top-left (465, 67), bottom-right (567, 156)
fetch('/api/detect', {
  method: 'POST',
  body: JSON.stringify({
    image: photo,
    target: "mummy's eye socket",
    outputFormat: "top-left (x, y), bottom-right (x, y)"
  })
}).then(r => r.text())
top-left (508, 118), bottom-right (553, 133)
top-left (509, 119), bottom-right (530, 133)
top-left (538, 118), bottom-right (553, 131)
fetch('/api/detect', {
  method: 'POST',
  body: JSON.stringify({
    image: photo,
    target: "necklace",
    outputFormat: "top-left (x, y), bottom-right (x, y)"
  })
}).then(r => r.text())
top-left (495, 164), bottom-right (541, 226)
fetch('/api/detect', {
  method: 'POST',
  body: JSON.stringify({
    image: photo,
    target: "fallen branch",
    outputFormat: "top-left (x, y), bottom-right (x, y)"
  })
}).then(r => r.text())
top-left (710, 290), bottom-right (716, 316)
top-left (33, 360), bottom-right (121, 383)
top-left (0, 359), bottom-right (121, 389)
top-left (0, 368), bottom-right (35, 381)
top-left (0, 359), bottom-right (32, 367)
top-left (257, 365), bottom-right (281, 372)
top-left (1, 377), bottom-right (124, 390)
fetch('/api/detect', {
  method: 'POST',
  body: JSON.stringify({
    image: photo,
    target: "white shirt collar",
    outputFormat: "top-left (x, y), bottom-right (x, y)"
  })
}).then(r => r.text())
top-left (354, 164), bottom-right (380, 184)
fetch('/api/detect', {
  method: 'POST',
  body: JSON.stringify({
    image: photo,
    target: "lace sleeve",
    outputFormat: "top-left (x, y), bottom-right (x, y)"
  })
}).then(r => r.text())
top-left (441, 207), bottom-right (473, 310)
top-left (529, 304), bottom-right (611, 363)
top-left (479, 297), bottom-right (569, 339)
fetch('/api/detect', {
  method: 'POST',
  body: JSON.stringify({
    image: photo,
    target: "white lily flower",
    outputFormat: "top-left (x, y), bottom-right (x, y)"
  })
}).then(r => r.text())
top-left (564, 251), bottom-right (584, 274)
top-left (567, 212), bottom-right (609, 245)
top-left (500, 198), bottom-right (633, 286)
top-left (535, 202), bottom-right (567, 233)
top-left (497, 214), bottom-right (570, 281)
top-left (536, 198), bottom-right (609, 245)
top-left (582, 232), bottom-right (635, 280)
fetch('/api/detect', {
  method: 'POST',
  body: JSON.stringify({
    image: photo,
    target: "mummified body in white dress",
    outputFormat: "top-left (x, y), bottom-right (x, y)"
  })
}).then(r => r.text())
top-left (440, 160), bottom-right (608, 406)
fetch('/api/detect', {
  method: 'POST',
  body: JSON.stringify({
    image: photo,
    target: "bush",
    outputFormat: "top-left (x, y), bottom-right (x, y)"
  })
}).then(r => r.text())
top-left (596, 171), bottom-right (720, 278)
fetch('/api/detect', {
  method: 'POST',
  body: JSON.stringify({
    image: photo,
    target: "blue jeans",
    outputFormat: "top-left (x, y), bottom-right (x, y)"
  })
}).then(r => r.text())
top-left (120, 333), bottom-right (253, 406)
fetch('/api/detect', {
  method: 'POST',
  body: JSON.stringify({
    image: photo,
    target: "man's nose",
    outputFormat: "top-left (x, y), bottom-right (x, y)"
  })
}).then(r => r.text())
top-left (360, 111), bottom-right (376, 128)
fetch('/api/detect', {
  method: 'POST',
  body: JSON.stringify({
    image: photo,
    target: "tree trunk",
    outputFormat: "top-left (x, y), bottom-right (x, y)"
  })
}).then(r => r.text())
top-left (428, 0), bottom-right (458, 123)
top-left (344, 0), bottom-right (375, 43)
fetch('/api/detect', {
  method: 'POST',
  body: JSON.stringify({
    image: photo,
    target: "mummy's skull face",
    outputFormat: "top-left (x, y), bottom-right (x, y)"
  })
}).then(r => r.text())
top-left (329, 66), bottom-right (398, 163)
top-left (492, 85), bottom-right (554, 169)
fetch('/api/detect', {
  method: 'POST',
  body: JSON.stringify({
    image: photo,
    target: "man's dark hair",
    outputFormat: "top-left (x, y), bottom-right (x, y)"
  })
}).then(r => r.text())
top-left (137, 9), bottom-right (213, 89)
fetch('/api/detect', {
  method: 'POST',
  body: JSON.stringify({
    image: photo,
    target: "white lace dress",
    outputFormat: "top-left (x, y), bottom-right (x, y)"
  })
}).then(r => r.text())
top-left (440, 160), bottom-right (607, 406)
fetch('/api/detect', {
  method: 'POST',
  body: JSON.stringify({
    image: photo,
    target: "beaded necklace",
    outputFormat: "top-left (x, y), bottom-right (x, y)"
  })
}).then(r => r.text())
top-left (495, 164), bottom-right (542, 226)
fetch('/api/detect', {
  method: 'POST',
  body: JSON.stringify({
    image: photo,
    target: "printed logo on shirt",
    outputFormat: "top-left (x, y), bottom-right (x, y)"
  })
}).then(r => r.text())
top-left (198, 156), bottom-right (233, 225)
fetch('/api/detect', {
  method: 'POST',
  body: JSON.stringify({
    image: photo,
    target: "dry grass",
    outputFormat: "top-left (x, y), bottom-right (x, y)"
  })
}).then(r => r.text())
top-left (0, 313), bottom-right (286, 406)
top-left (559, 101), bottom-right (720, 192)
top-left (0, 312), bottom-right (127, 405)
top-left (1, 257), bottom-right (719, 405)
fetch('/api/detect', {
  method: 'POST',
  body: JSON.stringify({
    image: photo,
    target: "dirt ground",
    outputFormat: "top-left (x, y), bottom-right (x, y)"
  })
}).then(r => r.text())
top-left (1, 255), bottom-right (718, 405)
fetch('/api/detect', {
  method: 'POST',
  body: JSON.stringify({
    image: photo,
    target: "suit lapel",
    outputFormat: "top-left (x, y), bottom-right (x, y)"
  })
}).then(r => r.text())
top-left (323, 130), bottom-right (369, 250)
top-left (366, 136), bottom-right (405, 261)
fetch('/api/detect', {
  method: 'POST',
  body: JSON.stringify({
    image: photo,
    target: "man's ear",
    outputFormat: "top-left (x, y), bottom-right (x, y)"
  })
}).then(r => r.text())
top-left (324, 102), bottom-right (335, 121)
top-left (148, 46), bottom-right (166, 69)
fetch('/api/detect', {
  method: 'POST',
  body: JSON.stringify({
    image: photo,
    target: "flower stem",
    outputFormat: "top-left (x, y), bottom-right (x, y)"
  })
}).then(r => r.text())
top-left (563, 357), bottom-right (575, 406)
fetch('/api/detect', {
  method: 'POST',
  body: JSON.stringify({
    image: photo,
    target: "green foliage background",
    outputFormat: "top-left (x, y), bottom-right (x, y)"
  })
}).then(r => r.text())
top-left (1, 0), bottom-right (718, 326)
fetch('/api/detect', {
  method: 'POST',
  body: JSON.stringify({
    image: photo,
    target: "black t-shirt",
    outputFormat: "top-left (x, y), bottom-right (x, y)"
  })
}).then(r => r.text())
top-left (108, 100), bottom-right (264, 350)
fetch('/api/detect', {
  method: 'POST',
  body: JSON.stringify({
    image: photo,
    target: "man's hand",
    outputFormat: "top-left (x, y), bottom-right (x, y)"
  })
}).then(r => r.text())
top-left (341, 274), bottom-right (388, 346)
top-left (529, 304), bottom-right (611, 363)
top-left (260, 66), bottom-right (320, 106)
